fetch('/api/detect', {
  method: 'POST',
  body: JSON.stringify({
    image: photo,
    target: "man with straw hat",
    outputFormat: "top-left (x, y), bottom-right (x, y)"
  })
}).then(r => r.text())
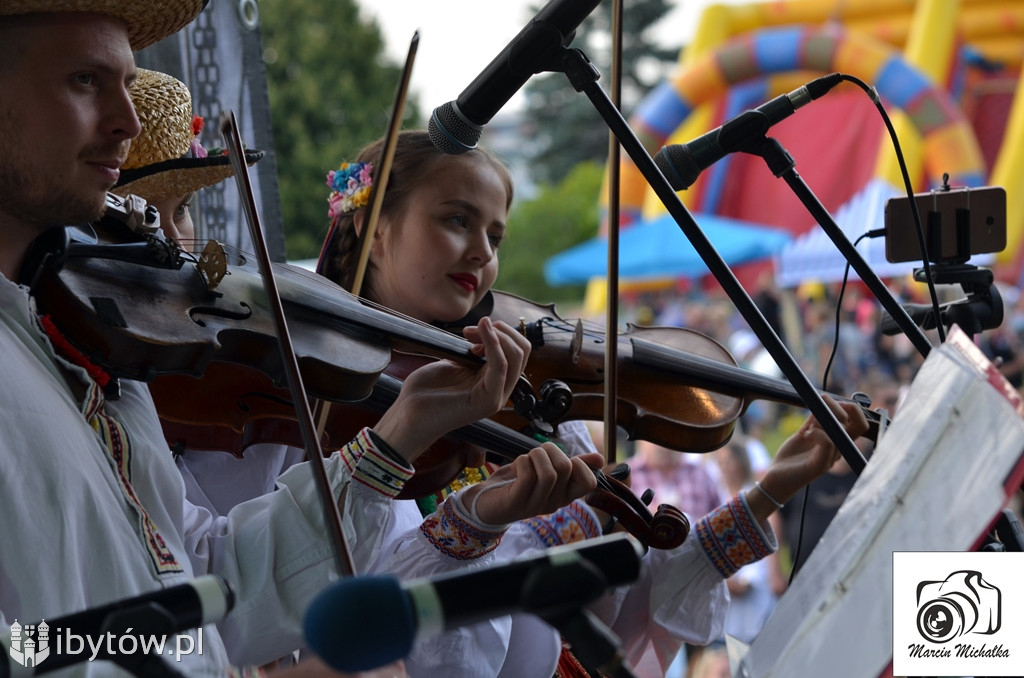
top-left (112, 68), bottom-right (264, 248)
top-left (0, 3), bottom-right (549, 676)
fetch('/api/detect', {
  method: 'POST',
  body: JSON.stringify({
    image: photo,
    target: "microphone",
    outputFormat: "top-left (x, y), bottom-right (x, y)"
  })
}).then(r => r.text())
top-left (654, 72), bottom-right (844, 190)
top-left (0, 575), bottom-right (233, 677)
top-left (428, 0), bottom-right (602, 154)
top-left (304, 533), bottom-right (644, 672)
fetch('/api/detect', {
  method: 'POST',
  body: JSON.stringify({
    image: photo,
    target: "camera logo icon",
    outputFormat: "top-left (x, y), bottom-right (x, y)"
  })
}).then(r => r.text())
top-left (916, 570), bottom-right (1001, 644)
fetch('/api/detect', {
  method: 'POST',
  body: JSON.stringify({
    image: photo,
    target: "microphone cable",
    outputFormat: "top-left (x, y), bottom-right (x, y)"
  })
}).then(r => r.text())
top-left (785, 72), bottom-right (937, 587)
top-left (834, 73), bottom-right (945, 345)
top-left (789, 73), bottom-right (943, 585)
top-left (789, 226), bottom-right (876, 587)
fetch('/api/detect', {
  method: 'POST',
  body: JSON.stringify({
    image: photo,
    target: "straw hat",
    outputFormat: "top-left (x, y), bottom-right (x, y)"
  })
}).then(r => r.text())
top-left (0, 0), bottom-right (208, 50)
top-left (112, 69), bottom-right (264, 204)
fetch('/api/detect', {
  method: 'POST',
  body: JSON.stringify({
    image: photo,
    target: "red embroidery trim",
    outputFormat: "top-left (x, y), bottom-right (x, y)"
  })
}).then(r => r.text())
top-left (38, 314), bottom-right (111, 387)
top-left (555, 639), bottom-right (593, 678)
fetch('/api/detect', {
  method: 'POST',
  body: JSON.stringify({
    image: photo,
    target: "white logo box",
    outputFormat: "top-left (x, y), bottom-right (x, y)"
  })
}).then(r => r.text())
top-left (893, 551), bottom-right (1024, 677)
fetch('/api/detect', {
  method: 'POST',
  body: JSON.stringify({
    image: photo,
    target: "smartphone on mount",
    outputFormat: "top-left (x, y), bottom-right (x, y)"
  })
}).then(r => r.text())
top-left (884, 185), bottom-right (1006, 264)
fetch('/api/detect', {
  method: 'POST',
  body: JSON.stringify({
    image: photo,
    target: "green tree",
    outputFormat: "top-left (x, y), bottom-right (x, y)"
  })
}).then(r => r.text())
top-left (521, 0), bottom-right (679, 184)
top-left (260, 0), bottom-right (421, 260)
top-left (497, 161), bottom-right (604, 305)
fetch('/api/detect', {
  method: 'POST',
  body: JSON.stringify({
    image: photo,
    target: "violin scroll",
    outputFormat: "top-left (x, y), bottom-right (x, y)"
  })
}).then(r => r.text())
top-left (585, 473), bottom-right (689, 550)
top-left (647, 504), bottom-right (690, 550)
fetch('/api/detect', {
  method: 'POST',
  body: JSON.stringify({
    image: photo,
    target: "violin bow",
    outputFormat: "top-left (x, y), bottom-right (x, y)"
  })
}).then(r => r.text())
top-left (603, 0), bottom-right (623, 464)
top-left (317, 32), bottom-right (419, 443)
top-left (220, 111), bottom-right (357, 578)
top-left (345, 31), bottom-right (418, 297)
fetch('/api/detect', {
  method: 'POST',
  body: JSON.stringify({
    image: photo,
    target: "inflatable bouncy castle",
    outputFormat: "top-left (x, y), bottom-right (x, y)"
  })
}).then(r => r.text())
top-left (601, 0), bottom-right (1024, 289)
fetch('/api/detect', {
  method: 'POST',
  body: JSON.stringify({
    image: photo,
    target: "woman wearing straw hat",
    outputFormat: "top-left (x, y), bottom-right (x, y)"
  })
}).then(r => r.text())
top-left (115, 70), bottom-right (319, 579)
top-left (112, 68), bottom-right (264, 249)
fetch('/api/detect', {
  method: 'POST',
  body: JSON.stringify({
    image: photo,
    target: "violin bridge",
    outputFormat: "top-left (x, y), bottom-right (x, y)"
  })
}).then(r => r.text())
top-left (571, 319), bottom-right (582, 364)
top-left (197, 240), bottom-right (229, 291)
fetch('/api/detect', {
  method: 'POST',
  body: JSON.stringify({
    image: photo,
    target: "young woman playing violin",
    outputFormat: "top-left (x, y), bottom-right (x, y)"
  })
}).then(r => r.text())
top-left (316, 130), bottom-right (870, 678)
top-left (110, 71), bottom-right (603, 676)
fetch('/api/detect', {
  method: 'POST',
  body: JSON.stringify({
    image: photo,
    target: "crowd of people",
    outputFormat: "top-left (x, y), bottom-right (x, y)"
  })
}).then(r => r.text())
top-left (4, 2), bottom-right (961, 678)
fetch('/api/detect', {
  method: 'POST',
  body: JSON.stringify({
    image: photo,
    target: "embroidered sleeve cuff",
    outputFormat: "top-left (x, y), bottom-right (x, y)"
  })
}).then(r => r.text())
top-left (523, 499), bottom-right (602, 547)
top-left (695, 494), bottom-right (775, 578)
top-left (338, 427), bottom-right (414, 499)
top-left (419, 495), bottom-right (505, 560)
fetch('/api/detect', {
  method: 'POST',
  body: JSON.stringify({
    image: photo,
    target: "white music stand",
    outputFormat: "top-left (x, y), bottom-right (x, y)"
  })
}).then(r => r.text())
top-left (731, 326), bottom-right (1024, 678)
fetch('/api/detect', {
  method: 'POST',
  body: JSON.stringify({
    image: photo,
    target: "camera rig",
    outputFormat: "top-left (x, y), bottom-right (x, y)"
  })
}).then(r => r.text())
top-left (881, 180), bottom-right (1005, 340)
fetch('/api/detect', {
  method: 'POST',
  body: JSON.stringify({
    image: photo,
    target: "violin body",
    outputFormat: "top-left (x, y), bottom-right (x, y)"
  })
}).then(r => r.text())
top-left (151, 354), bottom-right (487, 501)
top-left (483, 291), bottom-right (745, 452)
top-left (24, 224), bottom-right (393, 399)
top-left (482, 290), bottom-right (885, 450)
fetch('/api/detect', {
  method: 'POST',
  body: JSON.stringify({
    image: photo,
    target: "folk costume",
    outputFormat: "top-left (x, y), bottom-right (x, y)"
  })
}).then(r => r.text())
top-left (372, 420), bottom-right (777, 678)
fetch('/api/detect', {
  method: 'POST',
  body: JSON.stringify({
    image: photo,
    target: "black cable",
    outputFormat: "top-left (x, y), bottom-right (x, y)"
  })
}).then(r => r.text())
top-left (838, 73), bottom-right (946, 343)
top-left (797, 230), bottom-right (872, 587)
top-left (790, 75), bottom-right (950, 584)
top-left (823, 231), bottom-right (873, 391)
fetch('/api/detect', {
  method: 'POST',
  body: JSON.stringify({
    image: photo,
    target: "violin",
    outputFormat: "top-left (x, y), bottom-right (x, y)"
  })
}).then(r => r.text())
top-left (21, 215), bottom-right (689, 549)
top-left (464, 290), bottom-right (888, 452)
top-left (19, 221), bottom-right (539, 409)
top-left (150, 354), bottom-right (488, 498)
top-left (153, 364), bottom-right (688, 550)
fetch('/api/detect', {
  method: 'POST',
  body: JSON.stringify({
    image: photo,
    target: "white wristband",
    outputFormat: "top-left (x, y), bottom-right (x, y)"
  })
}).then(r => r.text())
top-left (451, 479), bottom-right (515, 531)
top-left (753, 481), bottom-right (784, 509)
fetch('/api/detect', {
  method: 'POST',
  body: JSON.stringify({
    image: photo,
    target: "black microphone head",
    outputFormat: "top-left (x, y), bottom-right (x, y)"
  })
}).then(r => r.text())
top-left (304, 575), bottom-right (417, 672)
top-left (428, 101), bottom-right (482, 154)
top-left (654, 143), bottom-right (702, 191)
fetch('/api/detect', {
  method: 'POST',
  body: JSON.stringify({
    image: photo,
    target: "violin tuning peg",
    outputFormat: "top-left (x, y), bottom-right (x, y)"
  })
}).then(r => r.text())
top-left (607, 462), bottom-right (631, 483)
top-left (850, 391), bottom-right (872, 408)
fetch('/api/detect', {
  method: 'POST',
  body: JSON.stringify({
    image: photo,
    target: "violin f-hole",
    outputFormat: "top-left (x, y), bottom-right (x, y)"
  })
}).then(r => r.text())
top-left (190, 301), bottom-right (253, 327)
top-left (236, 390), bottom-right (293, 412)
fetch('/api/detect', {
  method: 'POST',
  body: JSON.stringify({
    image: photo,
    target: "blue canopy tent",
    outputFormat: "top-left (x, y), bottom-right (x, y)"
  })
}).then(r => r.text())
top-left (544, 212), bottom-right (793, 285)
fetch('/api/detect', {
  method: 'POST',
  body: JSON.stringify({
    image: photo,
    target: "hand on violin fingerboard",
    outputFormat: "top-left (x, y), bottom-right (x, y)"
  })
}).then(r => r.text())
top-left (373, 317), bottom-right (530, 462)
top-left (747, 395), bottom-right (869, 523)
top-left (461, 443), bottom-right (605, 526)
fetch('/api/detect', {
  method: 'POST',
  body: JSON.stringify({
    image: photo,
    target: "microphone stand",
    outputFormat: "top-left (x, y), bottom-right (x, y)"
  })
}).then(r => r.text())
top-left (99, 603), bottom-right (188, 678)
top-left (522, 559), bottom-right (639, 678)
top-left (551, 47), bottom-right (868, 473)
top-left (741, 136), bottom-right (934, 358)
top-left (545, 609), bottom-right (637, 678)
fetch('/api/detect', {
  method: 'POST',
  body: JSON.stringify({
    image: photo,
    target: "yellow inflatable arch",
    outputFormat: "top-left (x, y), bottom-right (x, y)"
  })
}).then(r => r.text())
top-left (607, 24), bottom-right (986, 227)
